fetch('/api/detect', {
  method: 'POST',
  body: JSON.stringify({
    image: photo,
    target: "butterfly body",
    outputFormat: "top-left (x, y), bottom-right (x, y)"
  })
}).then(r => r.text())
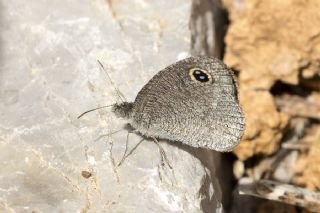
top-left (112, 56), bottom-right (244, 152)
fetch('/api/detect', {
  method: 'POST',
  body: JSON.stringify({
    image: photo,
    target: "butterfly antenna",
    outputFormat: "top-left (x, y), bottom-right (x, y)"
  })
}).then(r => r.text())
top-left (97, 60), bottom-right (126, 102)
top-left (77, 105), bottom-right (113, 119)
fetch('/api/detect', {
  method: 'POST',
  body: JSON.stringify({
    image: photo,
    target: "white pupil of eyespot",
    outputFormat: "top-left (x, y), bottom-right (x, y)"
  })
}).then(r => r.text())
top-left (190, 68), bottom-right (212, 83)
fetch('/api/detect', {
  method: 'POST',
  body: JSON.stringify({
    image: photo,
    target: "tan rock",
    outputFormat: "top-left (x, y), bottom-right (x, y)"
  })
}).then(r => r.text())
top-left (223, 0), bottom-right (320, 160)
top-left (234, 88), bottom-right (289, 160)
top-left (225, 0), bottom-right (320, 89)
top-left (293, 125), bottom-right (320, 190)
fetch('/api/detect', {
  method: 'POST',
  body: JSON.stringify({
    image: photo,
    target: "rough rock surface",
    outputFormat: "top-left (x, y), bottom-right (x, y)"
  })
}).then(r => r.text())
top-left (0, 0), bottom-right (224, 212)
top-left (223, 0), bottom-right (320, 160)
top-left (190, 0), bottom-right (228, 59)
top-left (235, 89), bottom-right (288, 160)
top-left (293, 125), bottom-right (320, 190)
top-left (224, 0), bottom-right (320, 88)
top-left (223, 0), bottom-right (320, 212)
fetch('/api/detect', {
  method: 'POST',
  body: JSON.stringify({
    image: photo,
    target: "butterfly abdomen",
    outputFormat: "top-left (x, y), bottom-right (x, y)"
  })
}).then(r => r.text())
top-left (112, 102), bottom-right (134, 119)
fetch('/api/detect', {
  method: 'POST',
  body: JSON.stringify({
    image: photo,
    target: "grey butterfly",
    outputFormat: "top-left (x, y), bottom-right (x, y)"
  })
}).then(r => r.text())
top-left (112, 56), bottom-right (245, 152)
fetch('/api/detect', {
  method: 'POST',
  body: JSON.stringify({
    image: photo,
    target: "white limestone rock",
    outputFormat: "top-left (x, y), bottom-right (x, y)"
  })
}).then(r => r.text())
top-left (0, 0), bottom-right (224, 212)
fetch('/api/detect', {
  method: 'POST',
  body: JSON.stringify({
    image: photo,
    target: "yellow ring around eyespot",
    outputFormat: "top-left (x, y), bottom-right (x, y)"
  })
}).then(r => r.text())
top-left (189, 68), bottom-right (213, 84)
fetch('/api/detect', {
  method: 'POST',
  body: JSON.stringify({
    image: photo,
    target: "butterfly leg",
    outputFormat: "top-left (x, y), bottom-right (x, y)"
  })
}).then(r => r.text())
top-left (151, 137), bottom-right (172, 169)
top-left (94, 128), bottom-right (124, 142)
top-left (117, 130), bottom-right (144, 167)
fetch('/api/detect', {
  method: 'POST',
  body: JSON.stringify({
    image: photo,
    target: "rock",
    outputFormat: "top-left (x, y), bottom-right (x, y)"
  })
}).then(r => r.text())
top-left (0, 0), bottom-right (226, 212)
top-left (257, 201), bottom-right (297, 213)
top-left (221, 0), bottom-right (320, 211)
top-left (224, 0), bottom-right (320, 89)
top-left (273, 151), bottom-right (298, 183)
top-left (190, 0), bottom-right (228, 59)
top-left (222, 0), bottom-right (320, 159)
top-left (234, 88), bottom-right (288, 160)
top-left (293, 125), bottom-right (320, 190)
top-left (275, 92), bottom-right (320, 120)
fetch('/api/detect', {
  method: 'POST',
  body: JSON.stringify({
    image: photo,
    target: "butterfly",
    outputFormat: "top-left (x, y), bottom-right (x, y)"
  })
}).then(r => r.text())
top-left (112, 56), bottom-right (244, 152)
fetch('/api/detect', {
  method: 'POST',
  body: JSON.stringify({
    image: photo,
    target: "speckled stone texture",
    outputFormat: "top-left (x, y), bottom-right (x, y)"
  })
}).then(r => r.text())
top-left (0, 0), bottom-right (225, 212)
top-left (223, 0), bottom-right (320, 160)
top-left (224, 0), bottom-right (320, 212)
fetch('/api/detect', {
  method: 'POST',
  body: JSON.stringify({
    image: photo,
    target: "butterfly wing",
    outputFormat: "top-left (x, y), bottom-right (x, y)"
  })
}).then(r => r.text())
top-left (129, 56), bottom-right (244, 151)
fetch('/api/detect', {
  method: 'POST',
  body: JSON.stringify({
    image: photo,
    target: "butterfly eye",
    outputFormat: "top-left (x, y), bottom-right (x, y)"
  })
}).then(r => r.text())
top-left (189, 68), bottom-right (213, 83)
